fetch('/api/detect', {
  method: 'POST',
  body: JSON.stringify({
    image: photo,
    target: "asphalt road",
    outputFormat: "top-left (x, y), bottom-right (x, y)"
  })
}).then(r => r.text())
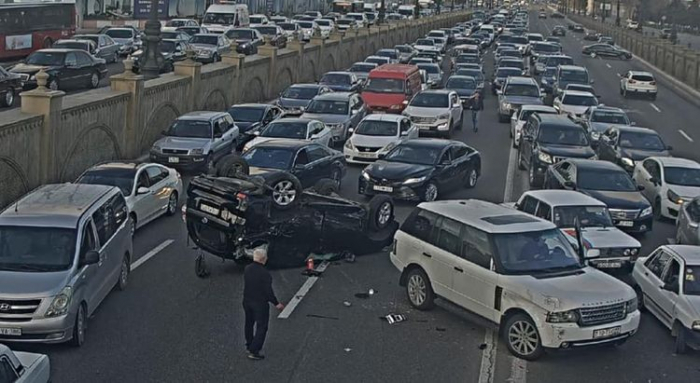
top-left (6, 11), bottom-right (700, 383)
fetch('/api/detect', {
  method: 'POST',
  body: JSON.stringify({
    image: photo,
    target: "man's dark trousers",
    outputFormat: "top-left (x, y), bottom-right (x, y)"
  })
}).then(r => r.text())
top-left (243, 301), bottom-right (269, 354)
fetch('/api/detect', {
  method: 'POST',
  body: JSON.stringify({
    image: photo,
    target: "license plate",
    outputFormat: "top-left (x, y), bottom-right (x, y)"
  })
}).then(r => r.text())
top-left (168, 157), bottom-right (180, 163)
top-left (593, 326), bottom-right (621, 339)
top-left (373, 111), bottom-right (386, 114)
top-left (616, 220), bottom-right (633, 227)
top-left (373, 185), bottom-right (393, 192)
top-left (596, 261), bottom-right (622, 269)
top-left (356, 152), bottom-right (376, 158)
top-left (0, 328), bottom-right (21, 336)
top-left (199, 204), bottom-right (220, 215)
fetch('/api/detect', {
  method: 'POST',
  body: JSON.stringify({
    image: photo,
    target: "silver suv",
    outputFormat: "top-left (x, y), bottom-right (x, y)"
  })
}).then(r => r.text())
top-left (0, 183), bottom-right (133, 346)
top-left (403, 90), bottom-right (463, 138)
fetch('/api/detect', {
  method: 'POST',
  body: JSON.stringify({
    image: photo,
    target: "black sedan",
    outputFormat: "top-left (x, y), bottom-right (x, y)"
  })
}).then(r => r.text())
top-left (543, 159), bottom-right (653, 234)
top-left (583, 31), bottom-right (600, 41)
top-left (445, 75), bottom-right (479, 105)
top-left (596, 126), bottom-right (672, 172)
top-left (253, 25), bottom-right (288, 48)
top-left (132, 39), bottom-right (190, 73)
top-left (227, 103), bottom-right (285, 149)
top-left (358, 139), bottom-right (481, 202)
top-left (319, 71), bottom-right (363, 92)
top-left (0, 66), bottom-right (21, 107)
top-left (10, 49), bottom-right (108, 91)
top-left (552, 26), bottom-right (566, 36)
top-left (582, 43), bottom-right (632, 59)
top-left (572, 25), bottom-right (585, 33)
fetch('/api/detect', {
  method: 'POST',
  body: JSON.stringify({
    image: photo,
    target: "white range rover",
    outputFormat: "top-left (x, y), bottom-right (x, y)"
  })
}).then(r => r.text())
top-left (391, 199), bottom-right (640, 360)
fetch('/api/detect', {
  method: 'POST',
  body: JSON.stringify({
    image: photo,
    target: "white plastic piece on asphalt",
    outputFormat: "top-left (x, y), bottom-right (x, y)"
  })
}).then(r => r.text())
top-left (477, 330), bottom-right (498, 383)
top-left (131, 239), bottom-right (173, 270)
top-left (650, 103), bottom-right (661, 113)
top-left (606, 63), bottom-right (612, 68)
top-left (679, 129), bottom-right (694, 142)
top-left (278, 261), bottom-right (330, 319)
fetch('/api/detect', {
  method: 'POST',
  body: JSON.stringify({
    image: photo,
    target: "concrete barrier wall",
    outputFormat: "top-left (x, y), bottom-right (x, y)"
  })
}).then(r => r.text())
top-left (0, 12), bottom-right (471, 209)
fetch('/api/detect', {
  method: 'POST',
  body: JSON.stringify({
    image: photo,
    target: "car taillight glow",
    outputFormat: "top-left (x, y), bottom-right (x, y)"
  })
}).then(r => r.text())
top-left (650, 81), bottom-right (656, 85)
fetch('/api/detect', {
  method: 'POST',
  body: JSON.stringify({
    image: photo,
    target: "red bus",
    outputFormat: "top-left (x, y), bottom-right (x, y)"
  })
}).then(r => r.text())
top-left (0, 2), bottom-right (76, 60)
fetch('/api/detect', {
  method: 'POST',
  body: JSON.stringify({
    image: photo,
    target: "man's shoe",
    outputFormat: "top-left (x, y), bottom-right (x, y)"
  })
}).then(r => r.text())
top-left (247, 353), bottom-right (265, 360)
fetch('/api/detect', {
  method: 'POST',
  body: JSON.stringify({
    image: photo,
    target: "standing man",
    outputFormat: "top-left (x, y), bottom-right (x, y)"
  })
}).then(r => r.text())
top-left (466, 91), bottom-right (484, 132)
top-left (243, 248), bottom-right (284, 360)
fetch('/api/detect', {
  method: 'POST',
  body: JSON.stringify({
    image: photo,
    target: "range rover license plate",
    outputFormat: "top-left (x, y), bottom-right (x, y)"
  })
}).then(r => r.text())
top-left (0, 328), bottom-right (21, 336)
top-left (168, 157), bottom-right (179, 163)
top-left (596, 261), bottom-right (622, 268)
top-left (373, 185), bottom-right (393, 192)
top-left (199, 204), bottom-right (220, 216)
top-left (593, 326), bottom-right (621, 339)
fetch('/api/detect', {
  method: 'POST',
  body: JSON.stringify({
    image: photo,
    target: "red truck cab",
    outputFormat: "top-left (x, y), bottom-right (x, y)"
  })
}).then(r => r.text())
top-left (361, 64), bottom-right (422, 113)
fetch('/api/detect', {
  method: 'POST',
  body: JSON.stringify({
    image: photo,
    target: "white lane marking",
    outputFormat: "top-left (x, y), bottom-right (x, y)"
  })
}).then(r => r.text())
top-left (131, 239), bottom-right (173, 270)
top-left (679, 129), bottom-right (694, 142)
top-left (278, 261), bottom-right (330, 319)
top-left (477, 329), bottom-right (498, 383)
top-left (509, 357), bottom-right (527, 383)
top-left (650, 103), bottom-right (661, 113)
top-left (606, 63), bottom-right (611, 69)
top-left (503, 146), bottom-right (518, 203)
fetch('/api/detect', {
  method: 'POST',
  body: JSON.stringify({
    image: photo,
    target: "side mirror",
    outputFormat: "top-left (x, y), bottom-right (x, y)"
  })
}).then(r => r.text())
top-left (637, 185), bottom-right (645, 191)
top-left (564, 180), bottom-right (576, 189)
top-left (137, 186), bottom-right (150, 195)
top-left (252, 130), bottom-right (261, 136)
top-left (585, 248), bottom-right (600, 259)
top-left (81, 250), bottom-right (100, 266)
top-left (667, 145), bottom-right (673, 151)
top-left (496, 89), bottom-right (502, 95)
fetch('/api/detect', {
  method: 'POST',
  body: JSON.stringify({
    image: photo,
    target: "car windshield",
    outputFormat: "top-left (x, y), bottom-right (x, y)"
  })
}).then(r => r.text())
top-left (619, 131), bottom-right (665, 150)
top-left (54, 41), bottom-right (90, 50)
top-left (591, 111), bottom-right (629, 124)
top-left (226, 29), bottom-right (253, 39)
top-left (165, 119), bottom-right (212, 138)
top-left (25, 52), bottom-right (65, 66)
top-left (503, 36), bottom-right (528, 44)
top-left (203, 12), bottom-right (236, 25)
top-left (298, 22), bottom-right (314, 28)
top-left (578, 168), bottom-right (636, 191)
top-left (242, 147), bottom-right (294, 170)
top-left (306, 100), bottom-right (348, 114)
top-left (533, 43), bottom-right (559, 52)
top-left (562, 94), bottom-right (597, 106)
top-left (262, 121), bottom-right (308, 139)
top-left (190, 35), bottom-right (217, 45)
top-left (366, 57), bottom-right (389, 65)
top-left (255, 26), bottom-right (278, 35)
top-left (105, 29), bottom-right (133, 39)
top-left (416, 39), bottom-right (435, 45)
top-left (282, 87), bottom-right (318, 100)
top-left (159, 41), bottom-right (177, 52)
top-left (544, 67), bottom-right (557, 77)
top-left (494, 229), bottom-right (582, 274)
top-left (178, 27), bottom-right (200, 36)
top-left (446, 77), bottom-right (476, 89)
top-left (320, 73), bottom-right (351, 85)
top-left (560, 69), bottom-right (588, 82)
top-left (279, 23), bottom-right (296, 31)
top-left (377, 50), bottom-right (397, 59)
top-left (355, 120), bottom-right (397, 136)
top-left (538, 126), bottom-right (589, 145)
top-left (456, 70), bottom-right (484, 81)
top-left (520, 109), bottom-right (556, 120)
top-left (0, 226), bottom-right (77, 272)
top-left (496, 68), bottom-right (522, 77)
top-left (417, 64), bottom-right (440, 74)
top-left (631, 74), bottom-right (654, 82)
top-left (664, 167), bottom-right (700, 187)
top-left (684, 266), bottom-right (700, 295)
top-left (349, 64), bottom-right (375, 73)
top-left (504, 84), bottom-right (539, 97)
top-left (553, 206), bottom-right (613, 228)
top-left (364, 78), bottom-right (404, 93)
top-left (456, 55), bottom-right (479, 63)
top-left (77, 169), bottom-right (136, 196)
top-left (250, 16), bottom-right (265, 23)
top-left (410, 93), bottom-right (448, 107)
top-left (547, 57), bottom-right (574, 66)
top-left (316, 20), bottom-right (331, 26)
top-left (228, 107), bottom-right (264, 122)
top-left (500, 60), bottom-right (523, 69)
top-left (166, 20), bottom-right (188, 27)
top-left (337, 19), bottom-right (353, 25)
top-left (384, 145), bottom-right (441, 165)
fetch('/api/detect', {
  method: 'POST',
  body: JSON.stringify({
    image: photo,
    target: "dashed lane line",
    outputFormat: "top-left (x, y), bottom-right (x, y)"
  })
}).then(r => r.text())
top-left (131, 239), bottom-right (173, 270)
top-left (650, 103), bottom-right (661, 113)
top-left (503, 146), bottom-right (519, 203)
top-left (278, 261), bottom-right (330, 319)
top-left (477, 330), bottom-right (498, 383)
top-left (606, 63), bottom-right (612, 68)
top-left (679, 129), bottom-right (694, 142)
top-left (509, 356), bottom-right (528, 383)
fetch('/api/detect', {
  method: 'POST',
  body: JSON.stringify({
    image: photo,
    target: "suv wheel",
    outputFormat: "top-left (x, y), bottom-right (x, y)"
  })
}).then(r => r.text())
top-left (406, 268), bottom-right (435, 310)
top-left (422, 182), bottom-right (439, 202)
top-left (69, 303), bottom-right (87, 347)
top-left (504, 313), bottom-right (544, 360)
top-left (268, 173), bottom-right (302, 210)
top-left (674, 322), bottom-right (688, 354)
top-left (166, 192), bottom-right (178, 216)
top-left (368, 195), bottom-right (394, 231)
top-left (118, 255), bottom-right (130, 291)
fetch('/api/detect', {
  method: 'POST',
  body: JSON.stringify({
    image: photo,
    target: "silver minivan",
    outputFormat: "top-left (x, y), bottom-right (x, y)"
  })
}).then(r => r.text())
top-left (0, 183), bottom-right (133, 346)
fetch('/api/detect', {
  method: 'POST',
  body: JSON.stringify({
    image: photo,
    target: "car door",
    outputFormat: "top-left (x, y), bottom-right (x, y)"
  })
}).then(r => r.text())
top-left (429, 215), bottom-right (466, 303)
top-left (62, 52), bottom-right (81, 87)
top-left (546, 161), bottom-right (571, 189)
top-left (636, 249), bottom-right (674, 327)
top-left (450, 145), bottom-right (472, 185)
top-left (76, 52), bottom-right (96, 86)
top-left (656, 257), bottom-right (683, 327)
top-left (77, 219), bottom-right (101, 311)
top-left (130, 169), bottom-right (154, 225)
top-left (635, 158), bottom-right (661, 202)
top-left (209, 117), bottom-right (232, 159)
top-left (534, 201), bottom-right (552, 222)
top-left (306, 144), bottom-right (334, 183)
top-left (291, 147), bottom-right (314, 187)
top-left (450, 93), bottom-right (462, 123)
top-left (91, 199), bottom-right (119, 305)
top-left (311, 121), bottom-right (332, 146)
top-left (434, 148), bottom-right (457, 188)
top-left (350, 95), bottom-right (366, 126)
top-left (520, 119), bottom-right (536, 169)
top-left (145, 165), bottom-right (170, 219)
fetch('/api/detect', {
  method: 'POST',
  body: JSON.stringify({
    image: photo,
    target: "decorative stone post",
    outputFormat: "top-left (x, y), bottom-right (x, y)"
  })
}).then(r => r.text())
top-left (173, 48), bottom-right (202, 111)
top-left (258, 36), bottom-right (278, 101)
top-left (110, 58), bottom-right (145, 158)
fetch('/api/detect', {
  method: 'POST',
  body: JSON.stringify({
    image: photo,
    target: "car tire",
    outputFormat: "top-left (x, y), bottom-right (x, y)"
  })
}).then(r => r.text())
top-left (504, 313), bottom-right (545, 361)
top-left (405, 268), bottom-right (435, 310)
top-left (634, 286), bottom-right (646, 312)
top-left (330, 166), bottom-right (343, 188)
top-left (368, 195), bottom-right (394, 231)
top-left (528, 161), bottom-right (542, 188)
top-left (166, 192), bottom-right (178, 216)
top-left (654, 198), bottom-right (662, 220)
top-left (215, 154), bottom-right (250, 177)
top-left (89, 71), bottom-right (100, 89)
top-left (465, 167), bottom-right (479, 188)
top-left (267, 172), bottom-right (303, 210)
top-left (2, 88), bottom-right (14, 107)
top-left (69, 303), bottom-right (87, 347)
top-left (674, 322), bottom-right (688, 354)
top-left (117, 254), bottom-right (130, 291)
top-left (312, 178), bottom-right (338, 196)
top-left (517, 148), bottom-right (526, 170)
top-left (422, 181), bottom-right (439, 202)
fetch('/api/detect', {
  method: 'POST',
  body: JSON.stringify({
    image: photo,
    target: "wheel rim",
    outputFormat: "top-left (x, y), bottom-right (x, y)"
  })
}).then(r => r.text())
top-left (49, 80), bottom-right (58, 91)
top-left (120, 258), bottom-right (128, 286)
top-left (91, 73), bottom-right (99, 87)
top-left (407, 274), bottom-right (426, 306)
top-left (378, 202), bottom-right (392, 226)
top-left (529, 165), bottom-right (535, 184)
top-left (468, 169), bottom-right (478, 187)
top-left (508, 320), bottom-right (539, 356)
top-left (168, 194), bottom-right (177, 214)
top-left (129, 216), bottom-right (136, 236)
top-left (77, 306), bottom-right (85, 344)
top-left (225, 162), bottom-right (244, 177)
top-left (425, 183), bottom-right (438, 201)
top-left (272, 180), bottom-right (296, 205)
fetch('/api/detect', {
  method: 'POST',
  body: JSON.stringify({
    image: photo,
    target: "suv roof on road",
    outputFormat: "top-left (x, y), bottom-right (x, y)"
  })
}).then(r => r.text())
top-left (419, 199), bottom-right (555, 234)
top-left (313, 92), bottom-right (355, 101)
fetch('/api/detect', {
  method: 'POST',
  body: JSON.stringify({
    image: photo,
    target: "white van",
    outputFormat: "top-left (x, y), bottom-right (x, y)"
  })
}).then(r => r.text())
top-left (201, 3), bottom-right (250, 34)
top-left (398, 5), bottom-right (416, 19)
top-left (479, 24), bottom-right (495, 44)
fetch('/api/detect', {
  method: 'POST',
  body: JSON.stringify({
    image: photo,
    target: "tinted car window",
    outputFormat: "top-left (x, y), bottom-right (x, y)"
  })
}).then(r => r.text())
top-left (401, 208), bottom-right (438, 243)
top-left (461, 225), bottom-right (493, 268)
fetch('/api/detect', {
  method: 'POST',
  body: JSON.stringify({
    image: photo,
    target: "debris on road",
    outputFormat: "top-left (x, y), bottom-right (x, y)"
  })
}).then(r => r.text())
top-left (381, 314), bottom-right (408, 324)
top-left (343, 301), bottom-right (352, 307)
top-left (344, 348), bottom-right (352, 353)
top-left (478, 343), bottom-right (488, 350)
top-left (306, 314), bottom-right (340, 320)
top-left (435, 327), bottom-right (447, 332)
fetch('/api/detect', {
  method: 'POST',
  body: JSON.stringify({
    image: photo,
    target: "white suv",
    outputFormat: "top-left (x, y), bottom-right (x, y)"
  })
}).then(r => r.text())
top-left (620, 70), bottom-right (657, 100)
top-left (632, 245), bottom-right (700, 353)
top-left (391, 200), bottom-right (640, 360)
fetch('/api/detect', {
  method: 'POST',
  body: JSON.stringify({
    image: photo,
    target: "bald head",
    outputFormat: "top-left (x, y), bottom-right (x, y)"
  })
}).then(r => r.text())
top-left (253, 248), bottom-right (268, 265)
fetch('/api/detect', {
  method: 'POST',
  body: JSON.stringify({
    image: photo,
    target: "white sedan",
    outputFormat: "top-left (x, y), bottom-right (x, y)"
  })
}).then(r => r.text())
top-left (632, 156), bottom-right (700, 220)
top-left (243, 118), bottom-right (332, 152)
top-left (510, 105), bottom-right (557, 148)
top-left (76, 162), bottom-right (183, 235)
top-left (553, 90), bottom-right (599, 118)
top-left (344, 114), bottom-right (418, 164)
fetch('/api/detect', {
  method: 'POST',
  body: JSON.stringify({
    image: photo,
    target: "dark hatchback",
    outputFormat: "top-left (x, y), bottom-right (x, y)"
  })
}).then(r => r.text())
top-left (445, 75), bottom-right (480, 104)
top-left (276, 84), bottom-right (333, 111)
top-left (227, 103), bottom-right (284, 148)
top-left (319, 71), bottom-right (363, 92)
top-left (543, 159), bottom-right (653, 233)
top-left (518, 114), bottom-right (595, 187)
top-left (132, 39), bottom-right (190, 73)
top-left (10, 49), bottom-right (108, 91)
top-left (358, 139), bottom-right (481, 202)
top-left (596, 126), bottom-right (672, 172)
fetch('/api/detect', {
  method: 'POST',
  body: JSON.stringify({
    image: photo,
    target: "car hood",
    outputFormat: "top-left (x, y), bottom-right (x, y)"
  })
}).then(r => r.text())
top-left (246, 136), bottom-right (301, 149)
top-left (404, 106), bottom-right (449, 117)
top-left (191, 43), bottom-right (215, 51)
top-left (589, 122), bottom-right (630, 134)
top-left (278, 98), bottom-right (311, 109)
top-left (507, 269), bottom-right (634, 312)
top-left (560, 104), bottom-right (590, 116)
top-left (365, 161), bottom-right (434, 180)
top-left (539, 143), bottom-right (595, 158)
top-left (155, 136), bottom-right (211, 151)
top-left (300, 113), bottom-right (349, 124)
top-left (350, 134), bottom-right (397, 149)
top-left (501, 95), bottom-right (544, 105)
top-left (322, 83), bottom-right (353, 91)
top-left (0, 270), bottom-right (71, 298)
top-left (560, 227), bottom-right (641, 249)
top-left (579, 189), bottom-right (650, 210)
top-left (668, 185), bottom-right (700, 200)
top-left (10, 64), bottom-right (61, 74)
top-left (619, 148), bottom-right (670, 161)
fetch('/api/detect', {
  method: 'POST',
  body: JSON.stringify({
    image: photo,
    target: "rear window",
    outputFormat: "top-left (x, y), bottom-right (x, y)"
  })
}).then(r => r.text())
top-left (631, 74), bottom-right (654, 82)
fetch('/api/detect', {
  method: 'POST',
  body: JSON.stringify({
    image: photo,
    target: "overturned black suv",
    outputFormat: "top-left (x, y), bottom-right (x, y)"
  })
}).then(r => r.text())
top-left (185, 155), bottom-right (399, 274)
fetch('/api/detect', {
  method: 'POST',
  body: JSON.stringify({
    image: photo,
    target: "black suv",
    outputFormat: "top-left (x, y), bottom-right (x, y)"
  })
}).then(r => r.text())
top-left (517, 114), bottom-right (594, 187)
top-left (596, 126), bottom-right (672, 172)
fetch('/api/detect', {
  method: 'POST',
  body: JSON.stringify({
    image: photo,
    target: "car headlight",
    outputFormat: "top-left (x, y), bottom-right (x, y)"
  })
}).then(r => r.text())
top-left (538, 151), bottom-right (553, 164)
top-left (541, 79), bottom-right (548, 84)
top-left (361, 171), bottom-right (370, 180)
top-left (692, 320), bottom-right (700, 331)
top-left (45, 286), bottom-right (72, 317)
top-left (546, 309), bottom-right (579, 323)
top-left (502, 102), bottom-right (512, 110)
top-left (379, 142), bottom-right (397, 153)
top-left (631, 248), bottom-right (639, 256)
top-left (625, 297), bottom-right (638, 313)
top-left (621, 157), bottom-right (635, 167)
top-left (344, 140), bottom-right (354, 150)
top-left (590, 131), bottom-right (600, 139)
top-left (152, 145), bottom-right (162, 153)
top-left (667, 189), bottom-right (683, 205)
top-left (243, 144), bottom-right (252, 152)
top-left (403, 176), bottom-right (427, 185)
top-left (623, 248), bottom-right (632, 256)
top-left (437, 113), bottom-right (450, 120)
top-left (190, 148), bottom-right (204, 155)
top-left (640, 206), bottom-right (653, 217)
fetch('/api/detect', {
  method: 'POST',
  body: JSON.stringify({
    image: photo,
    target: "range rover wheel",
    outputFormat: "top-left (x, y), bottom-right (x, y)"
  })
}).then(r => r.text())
top-left (2, 88), bottom-right (14, 107)
top-left (195, 254), bottom-right (209, 278)
top-left (69, 303), bottom-right (87, 347)
top-left (465, 168), bottom-right (478, 188)
top-left (368, 195), bottom-right (394, 231)
top-left (117, 254), bottom-right (130, 291)
top-left (674, 322), bottom-right (688, 354)
top-left (166, 192), bottom-right (178, 216)
top-left (405, 268), bottom-right (435, 310)
top-left (504, 313), bottom-right (544, 361)
top-left (267, 173), bottom-right (302, 210)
